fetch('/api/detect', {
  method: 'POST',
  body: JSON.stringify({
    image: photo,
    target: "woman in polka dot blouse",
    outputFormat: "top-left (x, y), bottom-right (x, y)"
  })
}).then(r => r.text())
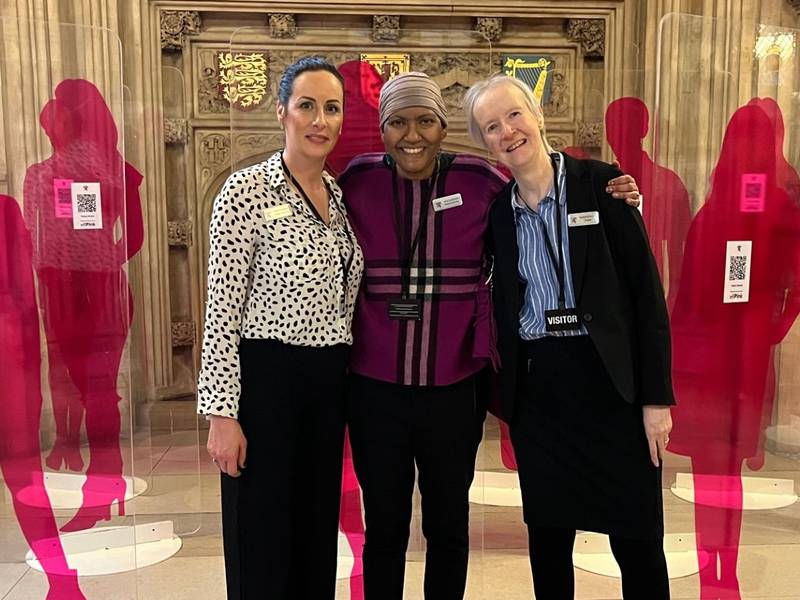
top-left (197, 57), bottom-right (364, 599)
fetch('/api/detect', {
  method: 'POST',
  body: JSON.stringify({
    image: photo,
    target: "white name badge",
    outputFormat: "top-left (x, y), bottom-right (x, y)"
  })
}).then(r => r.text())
top-left (567, 211), bottom-right (599, 227)
top-left (723, 240), bottom-right (752, 304)
top-left (432, 193), bottom-right (463, 212)
top-left (71, 182), bottom-right (103, 230)
top-left (263, 204), bottom-right (293, 221)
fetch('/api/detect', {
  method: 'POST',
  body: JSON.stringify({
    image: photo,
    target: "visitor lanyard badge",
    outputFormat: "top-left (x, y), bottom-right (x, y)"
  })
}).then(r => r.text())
top-left (544, 308), bottom-right (582, 332)
top-left (388, 297), bottom-right (422, 320)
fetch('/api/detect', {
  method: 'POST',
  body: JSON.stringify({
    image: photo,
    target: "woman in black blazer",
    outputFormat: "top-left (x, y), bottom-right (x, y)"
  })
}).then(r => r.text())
top-left (463, 75), bottom-right (674, 599)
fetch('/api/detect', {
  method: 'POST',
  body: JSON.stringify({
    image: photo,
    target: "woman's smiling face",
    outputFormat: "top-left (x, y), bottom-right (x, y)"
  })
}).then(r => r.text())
top-left (381, 106), bottom-right (447, 180)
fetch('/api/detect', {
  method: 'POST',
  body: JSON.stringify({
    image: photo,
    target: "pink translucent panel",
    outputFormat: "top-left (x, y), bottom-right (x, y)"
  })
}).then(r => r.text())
top-left (0, 194), bottom-right (85, 598)
top-left (23, 79), bottom-right (144, 534)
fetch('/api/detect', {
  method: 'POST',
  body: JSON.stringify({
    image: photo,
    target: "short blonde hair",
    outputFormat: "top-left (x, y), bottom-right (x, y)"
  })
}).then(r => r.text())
top-left (463, 74), bottom-right (554, 153)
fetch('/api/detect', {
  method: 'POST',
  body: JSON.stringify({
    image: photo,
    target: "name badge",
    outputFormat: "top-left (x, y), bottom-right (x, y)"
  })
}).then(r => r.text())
top-left (263, 204), bottom-right (293, 221)
top-left (432, 193), bottom-right (463, 212)
top-left (388, 297), bottom-right (422, 320)
top-left (568, 211), bottom-right (599, 227)
top-left (544, 308), bottom-right (582, 332)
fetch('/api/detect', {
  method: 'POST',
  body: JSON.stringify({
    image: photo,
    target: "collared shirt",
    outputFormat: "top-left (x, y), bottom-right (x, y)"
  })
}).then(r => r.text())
top-left (513, 152), bottom-right (588, 340)
top-left (197, 151), bottom-right (364, 418)
top-left (339, 152), bottom-right (508, 386)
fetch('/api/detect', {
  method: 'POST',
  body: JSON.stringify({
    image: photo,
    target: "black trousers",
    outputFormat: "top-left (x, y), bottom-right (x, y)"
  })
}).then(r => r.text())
top-left (347, 374), bottom-right (485, 600)
top-left (527, 526), bottom-right (670, 600)
top-left (221, 339), bottom-right (349, 600)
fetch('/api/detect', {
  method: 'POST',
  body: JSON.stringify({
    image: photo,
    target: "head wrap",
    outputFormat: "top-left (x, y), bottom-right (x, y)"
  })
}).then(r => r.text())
top-left (378, 71), bottom-right (448, 130)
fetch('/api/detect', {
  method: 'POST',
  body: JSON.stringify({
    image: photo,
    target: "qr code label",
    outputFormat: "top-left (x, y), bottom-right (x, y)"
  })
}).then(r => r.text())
top-left (76, 194), bottom-right (97, 213)
top-left (744, 182), bottom-right (762, 198)
top-left (70, 182), bottom-right (102, 230)
top-left (728, 255), bottom-right (747, 281)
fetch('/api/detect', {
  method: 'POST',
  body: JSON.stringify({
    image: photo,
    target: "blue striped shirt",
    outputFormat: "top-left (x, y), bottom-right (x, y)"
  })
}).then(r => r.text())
top-left (512, 153), bottom-right (588, 340)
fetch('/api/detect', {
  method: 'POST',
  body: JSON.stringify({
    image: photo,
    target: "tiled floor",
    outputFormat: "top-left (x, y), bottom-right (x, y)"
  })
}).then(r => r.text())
top-left (1, 422), bottom-right (799, 599)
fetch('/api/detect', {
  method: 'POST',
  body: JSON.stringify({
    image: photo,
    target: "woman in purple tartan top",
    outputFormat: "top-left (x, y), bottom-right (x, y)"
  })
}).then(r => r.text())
top-left (336, 72), bottom-right (640, 600)
top-left (339, 151), bottom-right (506, 386)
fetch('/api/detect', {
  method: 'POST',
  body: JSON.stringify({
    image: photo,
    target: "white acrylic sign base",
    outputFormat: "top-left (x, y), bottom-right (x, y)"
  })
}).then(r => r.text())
top-left (670, 472), bottom-right (798, 510)
top-left (765, 415), bottom-right (800, 455)
top-left (16, 472), bottom-right (148, 510)
top-left (468, 471), bottom-right (522, 506)
top-left (337, 532), bottom-right (356, 579)
top-left (574, 532), bottom-right (710, 579)
top-left (26, 521), bottom-right (181, 576)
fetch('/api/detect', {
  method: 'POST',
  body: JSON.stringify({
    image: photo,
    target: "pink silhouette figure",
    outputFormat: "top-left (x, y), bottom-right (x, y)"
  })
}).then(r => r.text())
top-left (23, 79), bottom-right (144, 533)
top-left (605, 97), bottom-right (692, 311)
top-left (332, 61), bottom-right (387, 599)
top-left (745, 97), bottom-right (800, 472)
top-left (669, 104), bottom-right (800, 600)
top-left (339, 434), bottom-right (365, 598)
top-left (326, 60), bottom-right (384, 177)
top-left (0, 194), bottom-right (86, 599)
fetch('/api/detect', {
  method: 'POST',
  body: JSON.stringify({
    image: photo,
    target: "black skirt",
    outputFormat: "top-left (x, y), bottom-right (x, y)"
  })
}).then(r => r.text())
top-left (511, 335), bottom-right (664, 540)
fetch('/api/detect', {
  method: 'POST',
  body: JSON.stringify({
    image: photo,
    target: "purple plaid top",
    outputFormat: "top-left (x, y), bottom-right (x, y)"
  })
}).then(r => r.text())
top-left (339, 153), bottom-right (508, 386)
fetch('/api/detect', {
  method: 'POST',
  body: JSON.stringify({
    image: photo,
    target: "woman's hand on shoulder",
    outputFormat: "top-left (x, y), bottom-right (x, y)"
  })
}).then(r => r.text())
top-left (207, 415), bottom-right (247, 477)
top-left (642, 405), bottom-right (672, 467)
top-left (607, 160), bottom-right (641, 208)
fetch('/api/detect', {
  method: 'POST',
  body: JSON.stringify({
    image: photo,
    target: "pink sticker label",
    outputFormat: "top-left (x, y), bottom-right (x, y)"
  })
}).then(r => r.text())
top-left (740, 173), bottom-right (766, 212)
top-left (53, 179), bottom-right (73, 218)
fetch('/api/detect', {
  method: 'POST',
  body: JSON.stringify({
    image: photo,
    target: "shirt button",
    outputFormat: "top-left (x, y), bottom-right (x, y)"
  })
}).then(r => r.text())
top-left (583, 313), bottom-right (593, 323)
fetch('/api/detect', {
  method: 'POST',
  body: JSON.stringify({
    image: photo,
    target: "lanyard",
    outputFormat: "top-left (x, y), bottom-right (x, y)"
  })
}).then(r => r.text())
top-left (390, 157), bottom-right (441, 298)
top-left (281, 153), bottom-right (355, 307)
top-left (535, 154), bottom-right (566, 310)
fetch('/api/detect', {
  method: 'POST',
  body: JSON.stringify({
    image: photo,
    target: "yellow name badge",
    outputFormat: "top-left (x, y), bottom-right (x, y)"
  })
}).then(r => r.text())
top-left (263, 204), bottom-right (293, 221)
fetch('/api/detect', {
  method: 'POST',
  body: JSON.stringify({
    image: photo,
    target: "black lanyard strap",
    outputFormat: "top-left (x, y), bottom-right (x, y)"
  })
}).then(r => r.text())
top-left (281, 152), bottom-right (355, 304)
top-left (391, 157), bottom-right (440, 298)
top-left (535, 154), bottom-right (565, 310)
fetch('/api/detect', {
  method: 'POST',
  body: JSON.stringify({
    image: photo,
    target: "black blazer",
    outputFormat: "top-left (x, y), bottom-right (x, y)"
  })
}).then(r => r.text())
top-left (489, 154), bottom-right (675, 422)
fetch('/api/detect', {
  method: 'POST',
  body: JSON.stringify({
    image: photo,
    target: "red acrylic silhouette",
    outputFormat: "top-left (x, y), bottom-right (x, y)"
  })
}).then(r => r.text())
top-left (325, 60), bottom-right (384, 177)
top-left (332, 60), bottom-right (387, 599)
top-left (745, 97), bottom-right (800, 471)
top-left (0, 194), bottom-right (86, 599)
top-left (605, 97), bottom-right (692, 311)
top-left (23, 79), bottom-right (144, 533)
top-left (669, 103), bottom-right (800, 600)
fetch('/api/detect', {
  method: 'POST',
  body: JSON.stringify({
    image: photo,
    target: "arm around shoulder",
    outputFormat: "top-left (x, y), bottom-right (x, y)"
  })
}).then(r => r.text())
top-left (592, 163), bottom-right (675, 406)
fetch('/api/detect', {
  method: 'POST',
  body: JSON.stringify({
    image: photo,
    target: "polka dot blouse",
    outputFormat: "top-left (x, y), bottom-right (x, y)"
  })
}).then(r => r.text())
top-left (197, 152), bottom-right (364, 418)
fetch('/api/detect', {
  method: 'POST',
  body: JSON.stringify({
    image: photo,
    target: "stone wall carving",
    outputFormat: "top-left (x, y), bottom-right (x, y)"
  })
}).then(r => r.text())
top-left (789, 0), bottom-right (800, 15)
top-left (409, 54), bottom-right (494, 115)
top-left (412, 53), bottom-right (490, 79)
top-left (164, 118), bottom-right (188, 145)
top-left (373, 16), bottom-right (400, 43)
top-left (161, 10), bottom-right (201, 51)
top-left (548, 135), bottom-right (569, 151)
top-left (543, 71), bottom-right (569, 118)
top-left (576, 120), bottom-right (603, 148)
top-left (565, 19), bottom-right (605, 58)
top-left (171, 321), bottom-right (196, 347)
top-left (198, 65), bottom-right (229, 114)
top-left (168, 220), bottom-right (193, 247)
top-left (269, 13), bottom-right (297, 39)
top-left (198, 132), bottom-right (232, 192)
top-left (235, 133), bottom-right (284, 154)
top-left (475, 17), bottom-right (503, 42)
top-left (442, 84), bottom-right (469, 112)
